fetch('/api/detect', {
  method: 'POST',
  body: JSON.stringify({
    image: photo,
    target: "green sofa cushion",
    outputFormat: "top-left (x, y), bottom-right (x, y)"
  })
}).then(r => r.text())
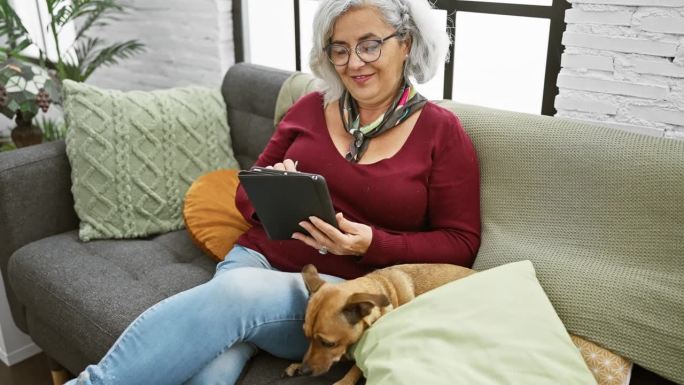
top-left (274, 73), bottom-right (684, 384)
top-left (353, 261), bottom-right (597, 385)
top-left (63, 81), bottom-right (239, 241)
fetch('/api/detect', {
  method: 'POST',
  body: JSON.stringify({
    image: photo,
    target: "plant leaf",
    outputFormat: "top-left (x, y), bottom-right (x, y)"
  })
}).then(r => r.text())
top-left (0, 2), bottom-right (35, 58)
top-left (72, 1), bottom-right (127, 41)
top-left (82, 40), bottom-right (144, 80)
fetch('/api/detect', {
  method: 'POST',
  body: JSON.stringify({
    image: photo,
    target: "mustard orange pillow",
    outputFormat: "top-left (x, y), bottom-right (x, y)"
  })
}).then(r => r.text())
top-left (183, 169), bottom-right (251, 261)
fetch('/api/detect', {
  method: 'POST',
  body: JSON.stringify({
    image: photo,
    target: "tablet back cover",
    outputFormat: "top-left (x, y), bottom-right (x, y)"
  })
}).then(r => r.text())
top-left (238, 170), bottom-right (337, 240)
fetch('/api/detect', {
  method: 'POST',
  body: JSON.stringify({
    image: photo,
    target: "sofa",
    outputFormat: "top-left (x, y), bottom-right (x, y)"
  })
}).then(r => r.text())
top-left (0, 62), bottom-right (682, 385)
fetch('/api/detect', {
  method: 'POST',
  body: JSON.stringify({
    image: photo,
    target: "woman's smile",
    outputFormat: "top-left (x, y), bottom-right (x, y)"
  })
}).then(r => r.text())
top-left (350, 73), bottom-right (374, 84)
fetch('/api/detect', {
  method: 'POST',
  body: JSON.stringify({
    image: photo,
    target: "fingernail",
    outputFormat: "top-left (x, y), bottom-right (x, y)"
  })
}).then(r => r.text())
top-left (291, 234), bottom-right (297, 239)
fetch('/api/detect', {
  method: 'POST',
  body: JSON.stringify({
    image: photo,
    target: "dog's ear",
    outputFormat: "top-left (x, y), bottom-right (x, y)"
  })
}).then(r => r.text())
top-left (302, 264), bottom-right (326, 295)
top-left (342, 293), bottom-right (390, 324)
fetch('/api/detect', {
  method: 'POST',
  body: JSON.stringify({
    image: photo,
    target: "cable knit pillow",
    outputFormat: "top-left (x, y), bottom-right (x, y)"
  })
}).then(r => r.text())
top-left (63, 80), bottom-right (239, 241)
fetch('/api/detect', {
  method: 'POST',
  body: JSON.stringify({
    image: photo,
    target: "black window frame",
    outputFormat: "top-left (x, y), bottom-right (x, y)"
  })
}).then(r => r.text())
top-left (233, 0), bottom-right (570, 116)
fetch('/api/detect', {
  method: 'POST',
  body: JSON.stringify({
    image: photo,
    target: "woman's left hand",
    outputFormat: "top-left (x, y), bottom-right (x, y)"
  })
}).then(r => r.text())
top-left (292, 213), bottom-right (373, 256)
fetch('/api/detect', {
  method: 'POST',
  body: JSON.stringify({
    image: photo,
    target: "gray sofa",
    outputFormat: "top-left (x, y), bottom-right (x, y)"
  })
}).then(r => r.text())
top-left (0, 63), bottom-right (679, 385)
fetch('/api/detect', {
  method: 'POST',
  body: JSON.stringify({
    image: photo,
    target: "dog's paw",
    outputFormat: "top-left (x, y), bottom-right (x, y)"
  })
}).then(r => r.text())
top-left (283, 363), bottom-right (302, 378)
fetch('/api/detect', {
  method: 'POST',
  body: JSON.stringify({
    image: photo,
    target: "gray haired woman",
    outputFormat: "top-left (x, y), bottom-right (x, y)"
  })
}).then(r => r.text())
top-left (65, 0), bottom-right (480, 384)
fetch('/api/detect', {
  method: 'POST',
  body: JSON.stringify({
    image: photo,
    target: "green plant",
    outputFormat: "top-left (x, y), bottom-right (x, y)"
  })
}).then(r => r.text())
top-left (0, 2), bottom-right (33, 62)
top-left (0, 0), bottom-right (145, 82)
top-left (35, 115), bottom-right (65, 141)
top-left (0, 141), bottom-right (16, 151)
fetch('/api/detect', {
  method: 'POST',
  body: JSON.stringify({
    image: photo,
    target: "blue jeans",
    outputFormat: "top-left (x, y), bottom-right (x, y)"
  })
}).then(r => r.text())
top-left (64, 245), bottom-right (343, 385)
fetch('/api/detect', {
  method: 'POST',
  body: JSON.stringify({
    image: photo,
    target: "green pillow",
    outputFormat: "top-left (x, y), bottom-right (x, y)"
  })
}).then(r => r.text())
top-left (352, 261), bottom-right (597, 385)
top-left (63, 81), bottom-right (239, 241)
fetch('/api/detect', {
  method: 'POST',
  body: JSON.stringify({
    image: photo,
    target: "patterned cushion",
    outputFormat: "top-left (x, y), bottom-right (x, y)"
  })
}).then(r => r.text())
top-left (63, 81), bottom-right (239, 241)
top-left (571, 335), bottom-right (633, 385)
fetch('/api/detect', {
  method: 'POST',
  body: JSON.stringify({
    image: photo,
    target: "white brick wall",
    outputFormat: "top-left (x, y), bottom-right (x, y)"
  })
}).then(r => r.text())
top-left (557, 1), bottom-right (684, 139)
top-left (86, 0), bottom-right (234, 91)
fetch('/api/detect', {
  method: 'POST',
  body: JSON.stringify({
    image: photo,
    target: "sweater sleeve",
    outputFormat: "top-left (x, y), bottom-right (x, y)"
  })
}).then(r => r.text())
top-left (235, 95), bottom-right (310, 224)
top-left (358, 114), bottom-right (481, 267)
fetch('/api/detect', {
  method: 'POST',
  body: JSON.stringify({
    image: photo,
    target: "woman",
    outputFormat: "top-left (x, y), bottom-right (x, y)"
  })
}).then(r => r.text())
top-left (66, 0), bottom-right (480, 384)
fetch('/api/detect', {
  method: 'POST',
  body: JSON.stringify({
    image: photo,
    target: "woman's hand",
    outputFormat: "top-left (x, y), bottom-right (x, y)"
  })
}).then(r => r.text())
top-left (266, 159), bottom-right (298, 172)
top-left (292, 213), bottom-right (373, 256)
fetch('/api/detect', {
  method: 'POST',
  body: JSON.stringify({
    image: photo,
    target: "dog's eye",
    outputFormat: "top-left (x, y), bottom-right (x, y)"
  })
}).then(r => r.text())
top-left (320, 339), bottom-right (336, 348)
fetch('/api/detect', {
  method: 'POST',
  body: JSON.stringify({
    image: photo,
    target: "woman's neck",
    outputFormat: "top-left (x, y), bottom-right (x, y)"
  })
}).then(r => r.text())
top-left (355, 77), bottom-right (404, 125)
top-left (357, 101), bottom-right (393, 125)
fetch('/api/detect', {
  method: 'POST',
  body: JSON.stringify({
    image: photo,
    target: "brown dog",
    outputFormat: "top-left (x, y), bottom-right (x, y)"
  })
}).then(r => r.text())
top-left (284, 263), bottom-right (475, 385)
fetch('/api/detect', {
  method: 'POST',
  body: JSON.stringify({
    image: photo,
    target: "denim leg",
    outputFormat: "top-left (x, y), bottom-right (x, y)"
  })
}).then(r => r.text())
top-left (184, 247), bottom-right (345, 385)
top-left (180, 246), bottom-right (269, 385)
top-left (65, 246), bottom-right (343, 385)
top-left (181, 342), bottom-right (258, 385)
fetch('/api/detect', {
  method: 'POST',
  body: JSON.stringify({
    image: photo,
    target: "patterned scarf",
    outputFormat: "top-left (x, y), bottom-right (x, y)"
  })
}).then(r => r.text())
top-left (339, 78), bottom-right (427, 163)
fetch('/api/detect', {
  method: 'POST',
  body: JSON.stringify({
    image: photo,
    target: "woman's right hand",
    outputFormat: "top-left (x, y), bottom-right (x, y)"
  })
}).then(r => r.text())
top-left (266, 159), bottom-right (298, 172)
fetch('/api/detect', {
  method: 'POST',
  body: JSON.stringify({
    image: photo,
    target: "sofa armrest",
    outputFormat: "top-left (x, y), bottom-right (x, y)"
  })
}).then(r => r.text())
top-left (0, 140), bottom-right (79, 332)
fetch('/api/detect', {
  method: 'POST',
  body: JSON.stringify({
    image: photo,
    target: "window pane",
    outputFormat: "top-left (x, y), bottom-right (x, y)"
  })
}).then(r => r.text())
top-left (452, 12), bottom-right (549, 114)
top-left (10, 0), bottom-right (75, 61)
top-left (298, 0), bottom-right (319, 74)
top-left (247, 0), bottom-right (296, 71)
top-left (464, 0), bottom-right (553, 5)
top-left (10, 0), bottom-right (43, 58)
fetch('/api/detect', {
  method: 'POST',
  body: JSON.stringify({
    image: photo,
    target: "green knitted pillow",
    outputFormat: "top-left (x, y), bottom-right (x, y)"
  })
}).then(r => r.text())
top-left (63, 81), bottom-right (239, 241)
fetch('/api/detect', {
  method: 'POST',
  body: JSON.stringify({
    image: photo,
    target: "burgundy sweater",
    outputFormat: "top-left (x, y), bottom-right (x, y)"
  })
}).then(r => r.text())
top-left (235, 92), bottom-right (481, 279)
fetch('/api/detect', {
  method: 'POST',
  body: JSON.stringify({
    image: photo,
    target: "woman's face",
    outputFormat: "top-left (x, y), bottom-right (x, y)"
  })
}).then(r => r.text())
top-left (330, 6), bottom-right (409, 107)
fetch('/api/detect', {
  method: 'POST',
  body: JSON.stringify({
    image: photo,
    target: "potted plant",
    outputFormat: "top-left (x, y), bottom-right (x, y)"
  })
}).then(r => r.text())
top-left (0, 0), bottom-right (144, 148)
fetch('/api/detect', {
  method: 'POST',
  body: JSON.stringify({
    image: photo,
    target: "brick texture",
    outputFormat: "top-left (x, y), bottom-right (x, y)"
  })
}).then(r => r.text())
top-left (85, 0), bottom-right (233, 91)
top-left (559, 1), bottom-right (684, 139)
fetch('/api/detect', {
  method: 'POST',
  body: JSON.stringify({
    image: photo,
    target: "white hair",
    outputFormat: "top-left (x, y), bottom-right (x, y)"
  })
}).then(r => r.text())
top-left (309, 0), bottom-right (450, 104)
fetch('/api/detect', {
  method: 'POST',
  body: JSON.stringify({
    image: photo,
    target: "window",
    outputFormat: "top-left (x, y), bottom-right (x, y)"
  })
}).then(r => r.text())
top-left (9, 0), bottom-right (76, 62)
top-left (234, 0), bottom-right (569, 115)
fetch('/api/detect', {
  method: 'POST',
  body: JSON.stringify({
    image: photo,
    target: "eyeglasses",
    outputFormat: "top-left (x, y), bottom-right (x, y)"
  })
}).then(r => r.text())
top-left (325, 32), bottom-right (401, 66)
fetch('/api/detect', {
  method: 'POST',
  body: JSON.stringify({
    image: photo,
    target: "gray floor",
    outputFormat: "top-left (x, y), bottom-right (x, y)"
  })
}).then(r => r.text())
top-left (0, 353), bottom-right (54, 385)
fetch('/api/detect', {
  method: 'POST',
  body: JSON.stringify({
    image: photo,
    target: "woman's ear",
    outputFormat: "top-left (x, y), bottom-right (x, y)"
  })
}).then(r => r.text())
top-left (402, 34), bottom-right (412, 57)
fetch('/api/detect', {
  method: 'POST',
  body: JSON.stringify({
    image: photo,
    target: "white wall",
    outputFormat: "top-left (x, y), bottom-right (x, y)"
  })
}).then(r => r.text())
top-left (556, 0), bottom-right (684, 139)
top-left (85, 0), bottom-right (234, 91)
top-left (0, 274), bottom-right (41, 366)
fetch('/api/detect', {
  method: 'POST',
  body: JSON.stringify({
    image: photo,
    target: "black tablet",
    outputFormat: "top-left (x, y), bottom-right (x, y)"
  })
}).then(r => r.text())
top-left (237, 167), bottom-right (338, 240)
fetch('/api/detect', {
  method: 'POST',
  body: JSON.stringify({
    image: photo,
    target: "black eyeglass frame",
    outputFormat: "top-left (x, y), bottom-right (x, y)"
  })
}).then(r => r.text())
top-left (324, 32), bottom-right (402, 66)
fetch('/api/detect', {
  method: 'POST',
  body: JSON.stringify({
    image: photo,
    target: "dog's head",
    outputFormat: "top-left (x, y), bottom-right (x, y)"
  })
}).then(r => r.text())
top-left (298, 264), bottom-right (390, 376)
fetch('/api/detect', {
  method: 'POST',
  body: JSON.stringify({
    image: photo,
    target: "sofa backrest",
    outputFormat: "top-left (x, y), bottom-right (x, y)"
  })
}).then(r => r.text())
top-left (267, 67), bottom-right (684, 384)
top-left (222, 63), bottom-right (293, 169)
